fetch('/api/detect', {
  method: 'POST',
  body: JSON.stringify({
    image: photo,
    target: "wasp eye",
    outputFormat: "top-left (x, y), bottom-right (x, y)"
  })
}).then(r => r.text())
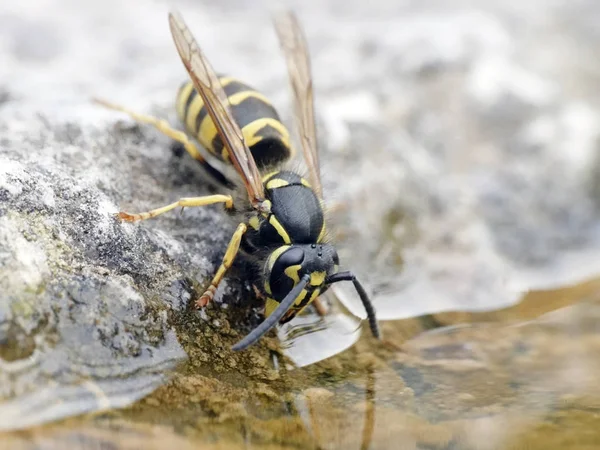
top-left (332, 249), bottom-right (339, 265)
top-left (270, 247), bottom-right (305, 300)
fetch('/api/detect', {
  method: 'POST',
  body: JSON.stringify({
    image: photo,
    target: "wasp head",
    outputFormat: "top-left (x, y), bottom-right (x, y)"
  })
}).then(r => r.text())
top-left (262, 243), bottom-right (339, 320)
top-left (231, 243), bottom-right (379, 351)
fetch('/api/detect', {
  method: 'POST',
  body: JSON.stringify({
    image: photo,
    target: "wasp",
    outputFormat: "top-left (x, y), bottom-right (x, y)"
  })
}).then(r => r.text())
top-left (95, 11), bottom-right (380, 350)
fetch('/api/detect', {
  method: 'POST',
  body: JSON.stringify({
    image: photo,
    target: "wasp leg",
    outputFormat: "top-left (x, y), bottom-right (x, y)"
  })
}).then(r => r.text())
top-left (252, 284), bottom-right (265, 299)
top-left (118, 194), bottom-right (233, 222)
top-left (94, 98), bottom-right (234, 187)
top-left (93, 98), bottom-right (206, 162)
top-left (312, 297), bottom-right (328, 316)
top-left (197, 223), bottom-right (247, 308)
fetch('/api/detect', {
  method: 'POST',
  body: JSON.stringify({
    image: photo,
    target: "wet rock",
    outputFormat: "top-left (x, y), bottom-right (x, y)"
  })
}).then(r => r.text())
top-left (0, 148), bottom-right (192, 430)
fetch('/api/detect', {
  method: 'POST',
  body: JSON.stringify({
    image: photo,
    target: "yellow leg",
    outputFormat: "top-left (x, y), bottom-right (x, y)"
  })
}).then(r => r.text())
top-left (196, 223), bottom-right (247, 308)
top-left (93, 97), bottom-right (206, 163)
top-left (118, 195), bottom-right (233, 222)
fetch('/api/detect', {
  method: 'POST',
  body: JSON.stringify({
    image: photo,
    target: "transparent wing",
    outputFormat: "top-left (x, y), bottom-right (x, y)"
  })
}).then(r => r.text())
top-left (274, 11), bottom-right (323, 199)
top-left (169, 11), bottom-right (265, 207)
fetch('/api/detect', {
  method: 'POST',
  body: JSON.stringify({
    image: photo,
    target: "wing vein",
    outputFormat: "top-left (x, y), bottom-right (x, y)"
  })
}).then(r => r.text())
top-left (169, 11), bottom-right (265, 208)
top-left (274, 12), bottom-right (323, 199)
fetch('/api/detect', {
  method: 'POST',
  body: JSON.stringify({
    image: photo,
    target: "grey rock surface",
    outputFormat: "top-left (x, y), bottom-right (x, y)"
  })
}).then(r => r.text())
top-left (0, 124), bottom-right (193, 430)
top-left (1, 0), bottom-right (600, 430)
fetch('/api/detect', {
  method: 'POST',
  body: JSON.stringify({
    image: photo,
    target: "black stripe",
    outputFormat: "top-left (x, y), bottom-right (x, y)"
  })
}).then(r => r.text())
top-left (213, 122), bottom-right (291, 167)
top-left (231, 95), bottom-right (280, 127)
top-left (222, 80), bottom-right (254, 97)
top-left (183, 84), bottom-right (196, 115)
top-left (210, 96), bottom-right (280, 155)
top-left (191, 79), bottom-right (251, 134)
top-left (197, 86), bottom-right (275, 136)
top-left (195, 103), bottom-right (209, 135)
top-left (177, 81), bottom-right (189, 97)
top-left (201, 160), bottom-right (235, 189)
top-left (211, 135), bottom-right (224, 158)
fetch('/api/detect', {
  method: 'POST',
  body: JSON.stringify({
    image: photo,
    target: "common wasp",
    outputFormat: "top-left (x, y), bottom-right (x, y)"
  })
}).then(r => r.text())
top-left (95, 11), bottom-right (380, 350)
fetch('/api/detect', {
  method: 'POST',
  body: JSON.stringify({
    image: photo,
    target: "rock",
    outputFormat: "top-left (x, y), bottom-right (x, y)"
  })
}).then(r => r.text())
top-left (0, 136), bottom-right (193, 430)
top-left (322, 1), bottom-right (600, 319)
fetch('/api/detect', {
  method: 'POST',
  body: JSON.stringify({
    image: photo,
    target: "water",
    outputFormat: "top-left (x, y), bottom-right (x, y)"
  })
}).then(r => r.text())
top-left (3, 278), bottom-right (600, 449)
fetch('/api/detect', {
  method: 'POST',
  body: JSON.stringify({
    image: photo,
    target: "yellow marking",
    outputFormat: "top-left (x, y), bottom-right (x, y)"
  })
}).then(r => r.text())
top-left (198, 109), bottom-right (220, 155)
top-left (284, 264), bottom-right (302, 284)
top-left (310, 289), bottom-right (320, 302)
top-left (181, 82), bottom-right (292, 162)
top-left (264, 280), bottom-right (272, 295)
top-left (268, 245), bottom-right (291, 271)
top-left (266, 178), bottom-right (289, 189)
top-left (186, 93), bottom-right (206, 134)
top-left (269, 215), bottom-right (291, 244)
top-left (176, 82), bottom-right (194, 120)
top-left (310, 271), bottom-right (326, 287)
top-left (221, 146), bottom-right (230, 161)
top-left (243, 118), bottom-right (291, 149)
top-left (296, 289), bottom-right (321, 316)
top-left (228, 91), bottom-right (273, 107)
top-left (262, 170), bottom-right (281, 183)
top-left (317, 199), bottom-right (327, 243)
top-left (197, 113), bottom-right (276, 160)
top-left (118, 194), bottom-right (233, 222)
top-left (198, 90), bottom-right (281, 153)
top-left (265, 298), bottom-right (280, 317)
top-left (248, 216), bottom-right (260, 230)
top-left (218, 76), bottom-right (245, 87)
top-left (317, 223), bottom-right (327, 243)
top-left (294, 289), bottom-right (308, 307)
top-left (301, 178), bottom-right (311, 188)
top-left (197, 223), bottom-right (247, 307)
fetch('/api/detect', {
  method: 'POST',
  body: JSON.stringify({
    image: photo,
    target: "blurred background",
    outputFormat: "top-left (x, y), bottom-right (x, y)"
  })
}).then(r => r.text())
top-left (1, 0), bottom-right (600, 448)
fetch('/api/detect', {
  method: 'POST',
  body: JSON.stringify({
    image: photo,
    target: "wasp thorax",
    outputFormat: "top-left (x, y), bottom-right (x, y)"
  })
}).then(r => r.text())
top-left (266, 244), bottom-right (339, 302)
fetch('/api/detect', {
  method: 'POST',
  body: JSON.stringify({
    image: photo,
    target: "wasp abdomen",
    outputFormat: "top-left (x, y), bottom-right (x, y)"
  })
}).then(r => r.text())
top-left (176, 77), bottom-right (293, 168)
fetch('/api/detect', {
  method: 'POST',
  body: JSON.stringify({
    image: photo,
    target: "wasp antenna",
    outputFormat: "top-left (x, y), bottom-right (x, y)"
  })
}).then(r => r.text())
top-left (326, 271), bottom-right (380, 339)
top-left (232, 274), bottom-right (311, 351)
top-left (350, 273), bottom-right (380, 340)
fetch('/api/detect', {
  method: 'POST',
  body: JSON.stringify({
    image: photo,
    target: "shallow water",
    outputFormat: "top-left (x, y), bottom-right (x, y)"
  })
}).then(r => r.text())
top-left (3, 277), bottom-right (600, 450)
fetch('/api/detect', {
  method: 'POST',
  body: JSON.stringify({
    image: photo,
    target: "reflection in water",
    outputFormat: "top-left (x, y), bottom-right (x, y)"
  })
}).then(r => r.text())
top-left (290, 287), bottom-right (600, 449)
top-left (4, 283), bottom-right (600, 449)
top-left (279, 310), bottom-right (362, 367)
top-left (361, 367), bottom-right (376, 450)
top-left (278, 273), bottom-right (600, 368)
top-left (295, 364), bottom-right (376, 450)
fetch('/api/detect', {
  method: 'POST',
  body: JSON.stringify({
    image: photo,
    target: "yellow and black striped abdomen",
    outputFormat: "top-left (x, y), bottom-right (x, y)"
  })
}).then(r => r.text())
top-left (176, 77), bottom-right (293, 168)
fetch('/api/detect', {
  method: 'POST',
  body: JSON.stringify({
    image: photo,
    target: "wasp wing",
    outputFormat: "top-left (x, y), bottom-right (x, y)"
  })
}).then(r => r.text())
top-left (274, 12), bottom-right (323, 199)
top-left (169, 12), bottom-right (265, 207)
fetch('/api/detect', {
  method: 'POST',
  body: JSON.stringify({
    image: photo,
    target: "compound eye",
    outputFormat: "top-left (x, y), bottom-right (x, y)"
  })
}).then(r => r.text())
top-left (270, 247), bottom-right (305, 300)
top-left (273, 247), bottom-right (305, 274)
top-left (332, 248), bottom-right (340, 266)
